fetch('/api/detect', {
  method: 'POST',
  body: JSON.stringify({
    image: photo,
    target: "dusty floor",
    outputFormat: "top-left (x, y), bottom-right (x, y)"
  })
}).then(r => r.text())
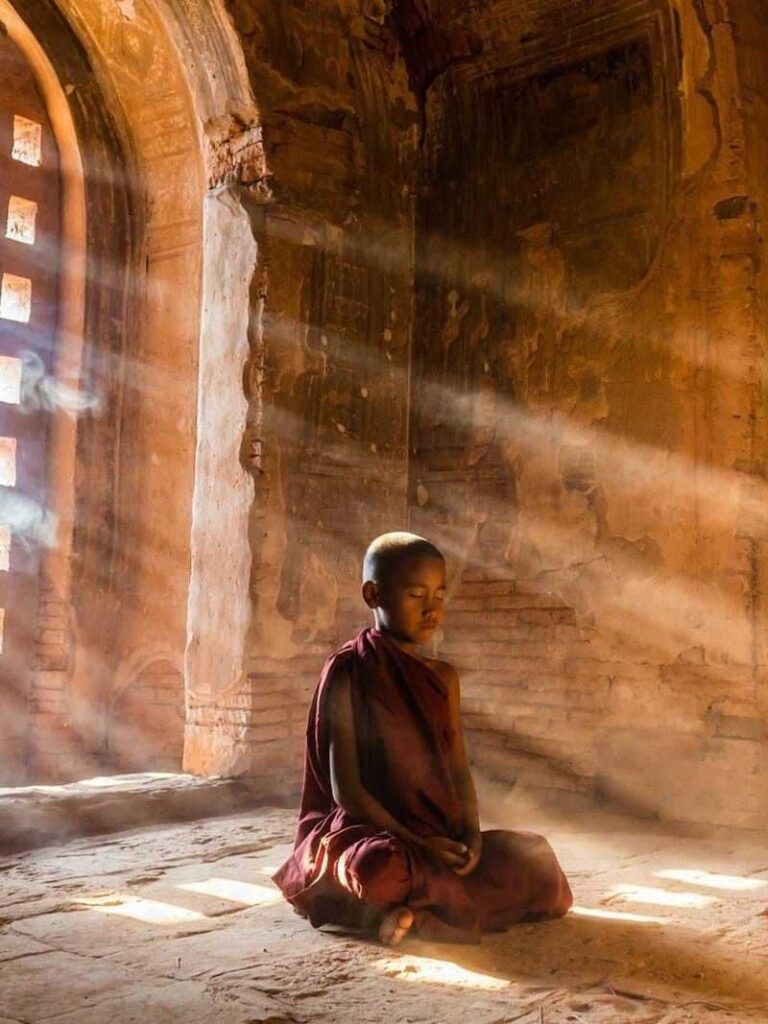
top-left (2, 802), bottom-right (768, 1024)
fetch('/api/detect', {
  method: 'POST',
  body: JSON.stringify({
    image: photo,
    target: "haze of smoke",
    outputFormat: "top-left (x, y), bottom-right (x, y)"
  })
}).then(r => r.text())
top-left (0, 487), bottom-right (58, 549)
top-left (19, 349), bottom-right (101, 417)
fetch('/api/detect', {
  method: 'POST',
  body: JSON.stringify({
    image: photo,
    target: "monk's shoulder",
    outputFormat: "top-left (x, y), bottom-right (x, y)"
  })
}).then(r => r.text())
top-left (317, 656), bottom-right (354, 729)
top-left (317, 649), bottom-right (354, 704)
top-left (424, 656), bottom-right (460, 693)
top-left (324, 651), bottom-right (353, 687)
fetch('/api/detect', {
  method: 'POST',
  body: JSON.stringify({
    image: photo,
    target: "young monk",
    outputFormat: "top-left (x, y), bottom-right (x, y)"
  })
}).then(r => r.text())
top-left (273, 532), bottom-right (573, 944)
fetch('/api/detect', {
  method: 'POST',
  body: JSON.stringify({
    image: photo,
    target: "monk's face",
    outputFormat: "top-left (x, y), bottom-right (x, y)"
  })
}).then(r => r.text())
top-left (369, 555), bottom-right (447, 646)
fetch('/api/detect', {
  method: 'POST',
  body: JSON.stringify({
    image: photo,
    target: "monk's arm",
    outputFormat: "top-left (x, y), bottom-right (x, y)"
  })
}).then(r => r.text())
top-left (444, 664), bottom-right (482, 874)
top-left (327, 666), bottom-right (466, 866)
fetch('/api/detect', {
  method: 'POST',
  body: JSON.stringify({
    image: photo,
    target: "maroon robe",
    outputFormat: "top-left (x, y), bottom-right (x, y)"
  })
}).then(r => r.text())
top-left (273, 628), bottom-right (572, 942)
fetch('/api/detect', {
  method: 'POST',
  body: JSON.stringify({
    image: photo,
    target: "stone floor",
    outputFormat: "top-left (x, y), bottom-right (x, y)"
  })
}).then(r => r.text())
top-left (0, 773), bottom-right (260, 854)
top-left (2, 799), bottom-right (768, 1024)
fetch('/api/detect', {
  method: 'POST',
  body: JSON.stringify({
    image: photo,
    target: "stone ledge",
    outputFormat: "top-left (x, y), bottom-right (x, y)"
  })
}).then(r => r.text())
top-left (0, 773), bottom-right (271, 855)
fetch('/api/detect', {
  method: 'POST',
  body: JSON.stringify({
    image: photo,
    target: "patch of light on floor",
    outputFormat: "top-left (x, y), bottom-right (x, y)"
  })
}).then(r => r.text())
top-left (0, 774), bottom-right (186, 797)
top-left (607, 885), bottom-right (715, 909)
top-left (77, 773), bottom-right (183, 787)
top-left (375, 955), bottom-right (509, 990)
top-left (570, 905), bottom-right (665, 924)
top-left (176, 878), bottom-right (282, 907)
top-left (0, 784), bottom-right (62, 796)
top-left (655, 869), bottom-right (768, 892)
top-left (74, 895), bottom-right (206, 924)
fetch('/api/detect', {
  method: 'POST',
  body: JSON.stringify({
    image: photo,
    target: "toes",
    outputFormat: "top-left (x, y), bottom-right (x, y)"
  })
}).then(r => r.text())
top-left (379, 907), bottom-right (413, 946)
top-left (391, 909), bottom-right (413, 945)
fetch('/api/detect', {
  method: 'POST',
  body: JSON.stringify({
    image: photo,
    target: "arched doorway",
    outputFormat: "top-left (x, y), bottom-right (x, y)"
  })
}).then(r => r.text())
top-left (0, 0), bottom-right (264, 783)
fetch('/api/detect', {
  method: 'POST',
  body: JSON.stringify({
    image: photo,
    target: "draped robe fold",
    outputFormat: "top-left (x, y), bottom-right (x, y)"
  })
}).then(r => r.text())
top-left (273, 628), bottom-right (572, 942)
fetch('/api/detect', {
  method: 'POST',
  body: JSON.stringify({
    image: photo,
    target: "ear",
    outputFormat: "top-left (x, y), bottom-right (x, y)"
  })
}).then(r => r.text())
top-left (361, 580), bottom-right (380, 609)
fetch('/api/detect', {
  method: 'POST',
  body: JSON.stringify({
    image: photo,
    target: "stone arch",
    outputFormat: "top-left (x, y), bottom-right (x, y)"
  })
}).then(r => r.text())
top-left (108, 652), bottom-right (185, 773)
top-left (0, 0), bottom-right (264, 780)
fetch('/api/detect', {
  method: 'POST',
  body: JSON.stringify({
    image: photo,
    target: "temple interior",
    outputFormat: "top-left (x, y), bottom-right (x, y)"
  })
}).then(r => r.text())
top-left (3, 0), bottom-right (768, 1020)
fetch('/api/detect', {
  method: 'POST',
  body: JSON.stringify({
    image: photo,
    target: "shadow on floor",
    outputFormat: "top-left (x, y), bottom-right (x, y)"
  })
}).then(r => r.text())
top-left (333, 908), bottom-right (768, 1013)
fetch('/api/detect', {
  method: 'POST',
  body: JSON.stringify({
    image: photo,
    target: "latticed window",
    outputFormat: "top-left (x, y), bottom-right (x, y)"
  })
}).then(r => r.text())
top-left (0, 30), bottom-right (60, 682)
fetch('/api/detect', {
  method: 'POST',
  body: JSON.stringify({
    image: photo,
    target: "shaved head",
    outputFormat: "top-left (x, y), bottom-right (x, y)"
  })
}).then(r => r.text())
top-left (362, 531), bottom-right (444, 585)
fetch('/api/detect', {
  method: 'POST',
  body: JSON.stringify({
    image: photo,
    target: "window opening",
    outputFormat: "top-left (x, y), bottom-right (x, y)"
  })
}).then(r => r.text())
top-left (6, 196), bottom-right (37, 245)
top-left (0, 356), bottom-right (23, 404)
top-left (0, 272), bottom-right (32, 322)
top-left (11, 114), bottom-right (42, 166)
top-left (0, 436), bottom-right (17, 486)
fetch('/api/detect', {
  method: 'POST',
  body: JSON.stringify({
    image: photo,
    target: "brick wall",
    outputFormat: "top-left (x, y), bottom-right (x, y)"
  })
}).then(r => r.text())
top-left (406, 0), bottom-right (768, 829)
top-left (12, 0), bottom-right (768, 832)
top-left (107, 660), bottom-right (185, 774)
top-left (440, 566), bottom-right (602, 811)
top-left (25, 576), bottom-right (88, 782)
top-left (204, 0), bottom-right (418, 789)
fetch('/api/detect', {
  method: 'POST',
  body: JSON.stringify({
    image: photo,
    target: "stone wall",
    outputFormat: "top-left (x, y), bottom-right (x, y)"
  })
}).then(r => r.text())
top-left (107, 659), bottom-right (185, 774)
top-left (7, 0), bottom-right (768, 832)
top-left (184, 0), bottom-right (419, 796)
top-left (409, 0), bottom-right (768, 828)
top-left (2, 0), bottom-right (248, 785)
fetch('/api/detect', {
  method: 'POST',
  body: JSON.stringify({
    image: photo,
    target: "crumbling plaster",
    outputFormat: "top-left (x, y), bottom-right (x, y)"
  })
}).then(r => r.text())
top-left (192, 0), bottom-right (421, 791)
top-left (2, 0), bottom-right (264, 780)
top-left (7, 0), bottom-right (768, 831)
top-left (4, 0), bottom-right (422, 788)
top-left (408, 0), bottom-right (768, 827)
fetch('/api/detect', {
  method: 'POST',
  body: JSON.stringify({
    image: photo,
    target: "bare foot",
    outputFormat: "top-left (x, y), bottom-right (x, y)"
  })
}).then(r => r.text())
top-left (378, 906), bottom-right (414, 946)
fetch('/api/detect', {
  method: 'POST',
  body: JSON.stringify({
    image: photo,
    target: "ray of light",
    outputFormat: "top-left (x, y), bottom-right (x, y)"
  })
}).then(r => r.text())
top-left (264, 215), bottom-right (755, 392)
top-left (39, 305), bottom-right (764, 613)
top-left (606, 885), bottom-right (716, 909)
top-left (410, 477), bottom-right (756, 670)
top-left (265, 308), bottom-right (768, 534)
top-left (29, 316), bottom-right (751, 795)
top-left (77, 773), bottom-right (182, 787)
top-left (250, 449), bottom-right (752, 682)
top-left (73, 895), bottom-right (206, 925)
top-left (9, 286), bottom-right (761, 802)
top-left (176, 878), bottom-right (281, 907)
top-left (569, 905), bottom-right (665, 924)
top-left (0, 772), bottom-right (185, 795)
top-left (0, 783), bottom-right (63, 796)
top-left (373, 954), bottom-right (510, 990)
top-left (655, 870), bottom-right (768, 892)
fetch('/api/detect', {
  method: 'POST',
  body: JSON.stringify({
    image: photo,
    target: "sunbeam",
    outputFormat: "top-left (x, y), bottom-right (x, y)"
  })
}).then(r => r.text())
top-left (605, 885), bottom-right (717, 910)
top-left (655, 870), bottom-right (768, 892)
top-left (176, 878), bottom-right (281, 906)
top-left (570, 905), bottom-right (665, 925)
top-left (373, 954), bottom-right (511, 990)
top-left (73, 895), bottom-right (207, 925)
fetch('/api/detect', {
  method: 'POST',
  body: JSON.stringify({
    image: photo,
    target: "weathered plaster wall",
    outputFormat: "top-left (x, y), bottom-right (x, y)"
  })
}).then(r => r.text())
top-left (1, 0), bottom-right (263, 784)
top-left (410, 0), bottom-right (768, 828)
top-left (3, 0), bottom-right (418, 788)
top-left (9, 0), bottom-right (768, 832)
top-left (183, 0), bottom-right (420, 794)
top-left (182, 189), bottom-right (258, 778)
top-left (8, 0), bottom-right (206, 782)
